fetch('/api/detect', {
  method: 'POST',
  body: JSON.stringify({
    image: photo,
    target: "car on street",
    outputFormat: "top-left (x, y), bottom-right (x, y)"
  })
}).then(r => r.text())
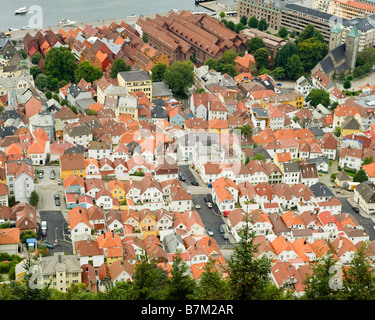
top-left (55, 198), bottom-right (60, 206)
top-left (223, 234), bottom-right (229, 240)
top-left (57, 178), bottom-right (62, 185)
top-left (41, 220), bottom-right (47, 237)
top-left (50, 170), bottom-right (55, 180)
top-left (204, 195), bottom-right (209, 203)
top-left (195, 204), bottom-right (201, 210)
top-left (219, 225), bottom-right (225, 234)
top-left (54, 194), bottom-right (59, 200)
top-left (206, 228), bottom-right (214, 236)
top-left (41, 240), bottom-right (54, 249)
top-left (191, 181), bottom-right (199, 186)
top-left (353, 206), bottom-right (360, 213)
top-left (178, 172), bottom-right (186, 181)
top-left (206, 202), bottom-right (212, 208)
top-left (39, 170), bottom-right (44, 179)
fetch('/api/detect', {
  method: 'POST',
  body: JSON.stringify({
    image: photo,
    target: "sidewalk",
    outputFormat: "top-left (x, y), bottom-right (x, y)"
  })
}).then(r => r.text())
top-left (346, 196), bottom-right (375, 222)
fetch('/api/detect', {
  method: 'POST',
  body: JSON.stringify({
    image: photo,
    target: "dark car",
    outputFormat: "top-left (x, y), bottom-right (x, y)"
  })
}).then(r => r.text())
top-left (352, 207), bottom-right (360, 213)
top-left (55, 198), bottom-right (60, 206)
top-left (41, 241), bottom-right (54, 249)
top-left (178, 172), bottom-right (186, 182)
top-left (191, 181), bottom-right (199, 186)
top-left (204, 195), bottom-right (210, 203)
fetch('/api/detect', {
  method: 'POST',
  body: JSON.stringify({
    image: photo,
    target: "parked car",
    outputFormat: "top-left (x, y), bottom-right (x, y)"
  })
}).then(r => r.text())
top-left (204, 195), bottom-right (209, 203)
top-left (195, 204), bottom-right (201, 210)
top-left (206, 202), bottom-right (212, 208)
top-left (55, 198), bottom-right (60, 206)
top-left (57, 178), bottom-right (62, 185)
top-left (191, 181), bottom-right (199, 186)
top-left (39, 170), bottom-right (44, 179)
top-left (219, 225), bottom-right (225, 234)
top-left (352, 207), bottom-right (360, 213)
top-left (54, 194), bottom-right (59, 200)
top-left (41, 240), bottom-right (54, 249)
top-left (178, 172), bottom-right (186, 181)
top-left (50, 170), bottom-right (55, 180)
top-left (206, 228), bottom-right (214, 236)
top-left (223, 234), bottom-right (229, 240)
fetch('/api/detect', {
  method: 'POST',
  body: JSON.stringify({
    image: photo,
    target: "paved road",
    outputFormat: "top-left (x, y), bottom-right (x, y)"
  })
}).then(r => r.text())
top-left (338, 196), bottom-right (375, 241)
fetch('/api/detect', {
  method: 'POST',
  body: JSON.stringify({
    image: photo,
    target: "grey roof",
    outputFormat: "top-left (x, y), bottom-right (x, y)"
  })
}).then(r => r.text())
top-left (320, 56), bottom-right (335, 74)
top-left (342, 116), bottom-right (360, 130)
top-left (283, 4), bottom-right (348, 24)
top-left (64, 145), bottom-right (85, 154)
top-left (354, 18), bottom-right (375, 31)
top-left (306, 155), bottom-right (329, 166)
top-left (118, 70), bottom-right (150, 82)
top-left (252, 146), bottom-right (271, 159)
top-left (68, 84), bottom-right (83, 99)
top-left (308, 126), bottom-right (325, 137)
top-left (310, 182), bottom-right (334, 198)
top-left (0, 126), bottom-right (17, 138)
top-left (162, 231), bottom-right (184, 253)
top-left (335, 171), bottom-right (351, 181)
top-left (330, 44), bottom-right (346, 64)
top-left (65, 124), bottom-right (92, 137)
top-left (355, 181), bottom-right (375, 203)
top-left (152, 81), bottom-right (172, 98)
top-left (336, 61), bottom-right (350, 73)
top-left (283, 162), bottom-right (300, 173)
top-left (252, 107), bottom-right (269, 118)
top-left (151, 105), bottom-right (167, 118)
top-left (75, 98), bottom-right (96, 111)
top-left (38, 252), bottom-right (82, 275)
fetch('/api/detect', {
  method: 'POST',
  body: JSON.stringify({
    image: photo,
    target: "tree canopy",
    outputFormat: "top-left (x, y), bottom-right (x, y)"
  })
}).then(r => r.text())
top-left (110, 58), bottom-right (131, 79)
top-left (163, 60), bottom-right (195, 98)
top-left (43, 47), bottom-right (77, 83)
top-left (306, 88), bottom-right (331, 108)
top-left (75, 61), bottom-right (103, 83)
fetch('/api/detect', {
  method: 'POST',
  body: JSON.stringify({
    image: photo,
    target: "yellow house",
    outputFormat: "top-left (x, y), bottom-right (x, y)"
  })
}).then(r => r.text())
top-left (107, 179), bottom-right (126, 203)
top-left (208, 119), bottom-right (228, 134)
top-left (139, 209), bottom-right (157, 238)
top-left (116, 95), bottom-right (139, 121)
top-left (265, 92), bottom-right (304, 109)
top-left (117, 70), bottom-right (152, 100)
top-left (59, 153), bottom-right (86, 180)
top-left (341, 115), bottom-right (361, 140)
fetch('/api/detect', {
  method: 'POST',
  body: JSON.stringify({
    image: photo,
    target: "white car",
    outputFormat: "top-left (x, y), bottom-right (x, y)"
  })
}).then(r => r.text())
top-left (195, 204), bottom-right (201, 210)
top-left (206, 202), bottom-right (212, 208)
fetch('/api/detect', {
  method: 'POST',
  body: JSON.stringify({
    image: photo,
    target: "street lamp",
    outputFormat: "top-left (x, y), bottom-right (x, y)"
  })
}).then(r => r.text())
top-left (55, 227), bottom-right (58, 244)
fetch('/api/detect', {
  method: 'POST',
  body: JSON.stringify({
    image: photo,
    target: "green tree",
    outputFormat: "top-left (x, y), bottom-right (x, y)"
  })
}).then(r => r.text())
top-left (224, 217), bottom-right (272, 300)
top-left (285, 54), bottom-right (303, 80)
top-left (57, 80), bottom-right (69, 89)
top-left (52, 94), bottom-right (60, 103)
top-left (257, 18), bottom-right (268, 31)
top-left (343, 79), bottom-right (351, 89)
top-left (298, 38), bottom-right (328, 72)
top-left (87, 109), bottom-right (97, 116)
top-left (290, 30), bottom-right (297, 39)
top-left (341, 244), bottom-right (375, 299)
top-left (333, 126), bottom-right (341, 137)
top-left (234, 22), bottom-right (246, 34)
top-left (356, 47), bottom-right (375, 67)
top-left (362, 156), bottom-right (373, 166)
top-left (240, 15), bottom-right (248, 25)
top-left (165, 252), bottom-right (196, 300)
top-left (219, 49), bottom-right (238, 65)
top-left (205, 58), bottom-right (219, 71)
top-left (219, 11), bottom-right (225, 18)
top-left (274, 42), bottom-right (299, 69)
top-left (306, 88), bottom-right (331, 107)
top-left (278, 26), bottom-right (288, 39)
top-left (142, 33), bottom-right (148, 43)
top-left (253, 153), bottom-right (265, 161)
top-left (34, 74), bottom-right (49, 90)
top-left (246, 37), bottom-right (265, 54)
top-left (164, 60), bottom-right (194, 98)
top-left (194, 259), bottom-right (230, 300)
top-left (353, 168), bottom-right (368, 183)
top-left (28, 190), bottom-right (39, 207)
top-left (302, 252), bottom-right (343, 300)
top-left (220, 63), bottom-right (238, 77)
top-left (110, 58), bottom-right (131, 79)
top-left (75, 60), bottom-right (103, 83)
top-left (30, 66), bottom-right (42, 80)
top-left (20, 230), bottom-right (38, 244)
top-left (44, 47), bottom-right (77, 82)
top-left (45, 90), bottom-right (52, 100)
top-left (272, 67), bottom-right (285, 80)
top-left (254, 47), bottom-right (270, 70)
top-left (248, 16), bottom-right (258, 28)
top-left (239, 124), bottom-right (254, 136)
top-left (19, 49), bottom-right (27, 59)
top-left (132, 253), bottom-right (168, 300)
top-left (31, 52), bottom-right (42, 65)
top-left (150, 63), bottom-right (167, 82)
top-left (297, 24), bottom-right (324, 43)
top-left (338, 71), bottom-right (346, 81)
top-left (226, 21), bottom-right (235, 31)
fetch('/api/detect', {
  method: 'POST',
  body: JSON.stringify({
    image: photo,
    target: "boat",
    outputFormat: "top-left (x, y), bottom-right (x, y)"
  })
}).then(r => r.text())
top-left (59, 19), bottom-right (77, 27)
top-left (15, 7), bottom-right (28, 14)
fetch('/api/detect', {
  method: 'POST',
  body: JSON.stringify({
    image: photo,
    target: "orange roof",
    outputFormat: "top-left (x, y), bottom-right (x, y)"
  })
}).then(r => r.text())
top-left (27, 140), bottom-right (46, 154)
top-left (33, 127), bottom-right (50, 142)
top-left (363, 163), bottom-right (375, 178)
top-left (68, 207), bottom-right (92, 230)
top-left (0, 228), bottom-right (20, 245)
top-left (87, 102), bottom-right (104, 112)
top-left (85, 157), bottom-right (99, 167)
top-left (234, 53), bottom-right (255, 68)
top-left (64, 174), bottom-right (84, 189)
top-left (208, 119), bottom-right (228, 130)
top-left (251, 90), bottom-right (277, 100)
top-left (275, 152), bottom-right (291, 163)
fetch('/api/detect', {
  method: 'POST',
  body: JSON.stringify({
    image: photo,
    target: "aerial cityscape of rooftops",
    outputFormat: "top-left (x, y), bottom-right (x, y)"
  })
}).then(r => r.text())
top-left (1, 0), bottom-right (375, 303)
